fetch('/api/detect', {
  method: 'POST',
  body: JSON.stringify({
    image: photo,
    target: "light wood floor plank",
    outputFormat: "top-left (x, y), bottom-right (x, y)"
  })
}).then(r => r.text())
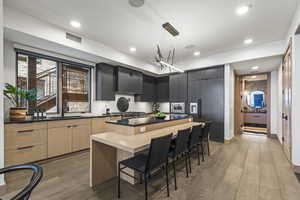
top-left (1, 135), bottom-right (300, 200)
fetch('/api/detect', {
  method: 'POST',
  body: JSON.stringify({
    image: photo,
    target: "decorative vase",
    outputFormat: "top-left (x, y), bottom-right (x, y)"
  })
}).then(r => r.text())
top-left (10, 107), bottom-right (27, 121)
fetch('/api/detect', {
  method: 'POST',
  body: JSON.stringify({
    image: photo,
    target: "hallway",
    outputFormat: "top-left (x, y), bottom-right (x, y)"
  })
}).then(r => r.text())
top-left (2, 135), bottom-right (300, 200)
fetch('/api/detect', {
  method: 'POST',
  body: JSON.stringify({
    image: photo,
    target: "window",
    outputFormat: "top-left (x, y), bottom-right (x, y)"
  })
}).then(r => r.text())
top-left (62, 63), bottom-right (90, 113)
top-left (17, 54), bottom-right (58, 113)
top-left (16, 51), bottom-right (91, 114)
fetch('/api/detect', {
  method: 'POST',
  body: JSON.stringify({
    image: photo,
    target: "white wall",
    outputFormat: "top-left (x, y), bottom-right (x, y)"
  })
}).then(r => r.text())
top-left (270, 70), bottom-right (279, 135)
top-left (287, 2), bottom-right (300, 42)
top-left (0, 0), bottom-right (5, 186)
top-left (224, 64), bottom-right (235, 141)
top-left (180, 40), bottom-right (286, 71)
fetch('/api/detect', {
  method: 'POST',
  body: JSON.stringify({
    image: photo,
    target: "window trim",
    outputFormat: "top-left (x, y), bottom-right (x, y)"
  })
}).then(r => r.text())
top-left (15, 49), bottom-right (92, 114)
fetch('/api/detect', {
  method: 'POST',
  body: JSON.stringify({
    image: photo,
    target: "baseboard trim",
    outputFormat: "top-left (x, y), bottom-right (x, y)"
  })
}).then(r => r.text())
top-left (224, 138), bottom-right (234, 144)
top-left (268, 133), bottom-right (278, 139)
top-left (294, 165), bottom-right (300, 174)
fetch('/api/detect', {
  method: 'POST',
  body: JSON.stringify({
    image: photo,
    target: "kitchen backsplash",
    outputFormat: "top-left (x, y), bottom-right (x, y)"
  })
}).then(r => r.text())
top-left (92, 94), bottom-right (170, 114)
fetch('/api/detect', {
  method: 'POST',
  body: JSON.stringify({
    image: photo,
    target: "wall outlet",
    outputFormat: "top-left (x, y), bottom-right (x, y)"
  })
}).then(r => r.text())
top-left (140, 127), bottom-right (146, 132)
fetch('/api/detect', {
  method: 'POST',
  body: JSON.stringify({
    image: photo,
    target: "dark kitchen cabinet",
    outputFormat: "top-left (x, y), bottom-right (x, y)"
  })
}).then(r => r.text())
top-left (135, 75), bottom-right (156, 102)
top-left (188, 66), bottom-right (224, 80)
top-left (117, 67), bottom-right (143, 94)
top-left (187, 66), bottom-right (224, 143)
top-left (156, 76), bottom-right (169, 102)
top-left (169, 73), bottom-right (188, 102)
top-left (96, 63), bottom-right (116, 101)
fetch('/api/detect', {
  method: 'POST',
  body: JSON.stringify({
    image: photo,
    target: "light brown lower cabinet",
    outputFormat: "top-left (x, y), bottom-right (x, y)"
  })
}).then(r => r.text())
top-left (72, 124), bottom-right (90, 151)
top-left (91, 117), bottom-right (109, 135)
top-left (5, 117), bottom-right (107, 166)
top-left (48, 126), bottom-right (73, 158)
top-left (5, 145), bottom-right (47, 167)
top-left (4, 122), bottom-right (47, 167)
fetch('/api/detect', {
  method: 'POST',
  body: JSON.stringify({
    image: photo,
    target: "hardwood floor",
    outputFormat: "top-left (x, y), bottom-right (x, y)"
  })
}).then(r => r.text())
top-left (1, 134), bottom-right (300, 200)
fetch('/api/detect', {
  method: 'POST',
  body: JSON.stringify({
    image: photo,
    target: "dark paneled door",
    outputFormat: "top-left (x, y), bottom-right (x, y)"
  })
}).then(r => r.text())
top-left (200, 79), bottom-right (224, 142)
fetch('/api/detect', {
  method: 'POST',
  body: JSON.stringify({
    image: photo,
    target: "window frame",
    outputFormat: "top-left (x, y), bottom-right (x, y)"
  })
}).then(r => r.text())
top-left (61, 62), bottom-right (92, 113)
top-left (15, 49), bottom-right (93, 114)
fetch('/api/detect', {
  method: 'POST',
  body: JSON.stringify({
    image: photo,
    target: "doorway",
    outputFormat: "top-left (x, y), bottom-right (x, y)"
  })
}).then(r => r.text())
top-left (235, 73), bottom-right (271, 136)
top-left (282, 42), bottom-right (292, 161)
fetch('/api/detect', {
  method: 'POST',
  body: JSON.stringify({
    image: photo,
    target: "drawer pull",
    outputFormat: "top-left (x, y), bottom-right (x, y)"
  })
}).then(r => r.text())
top-left (17, 145), bottom-right (34, 150)
top-left (73, 125), bottom-right (78, 128)
top-left (67, 126), bottom-right (73, 128)
top-left (18, 129), bottom-right (34, 134)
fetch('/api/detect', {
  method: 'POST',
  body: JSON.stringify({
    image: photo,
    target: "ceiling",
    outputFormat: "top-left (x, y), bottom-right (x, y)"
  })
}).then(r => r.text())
top-left (4, 0), bottom-right (299, 66)
top-left (231, 56), bottom-right (282, 75)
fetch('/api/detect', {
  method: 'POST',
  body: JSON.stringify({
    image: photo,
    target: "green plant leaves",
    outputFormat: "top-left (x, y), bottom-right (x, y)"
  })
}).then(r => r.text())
top-left (3, 83), bottom-right (37, 107)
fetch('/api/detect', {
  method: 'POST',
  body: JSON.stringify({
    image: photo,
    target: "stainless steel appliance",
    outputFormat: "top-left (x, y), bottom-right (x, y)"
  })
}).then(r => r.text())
top-left (171, 103), bottom-right (185, 114)
top-left (190, 99), bottom-right (202, 118)
top-left (190, 102), bottom-right (198, 114)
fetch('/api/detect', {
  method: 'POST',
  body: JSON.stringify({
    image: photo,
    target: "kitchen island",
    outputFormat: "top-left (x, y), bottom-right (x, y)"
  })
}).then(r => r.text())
top-left (90, 114), bottom-right (204, 187)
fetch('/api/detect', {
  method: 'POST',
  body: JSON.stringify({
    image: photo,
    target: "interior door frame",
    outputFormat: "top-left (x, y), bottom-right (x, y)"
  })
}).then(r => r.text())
top-left (234, 74), bottom-right (242, 135)
top-left (282, 40), bottom-right (293, 161)
top-left (234, 73), bottom-right (271, 136)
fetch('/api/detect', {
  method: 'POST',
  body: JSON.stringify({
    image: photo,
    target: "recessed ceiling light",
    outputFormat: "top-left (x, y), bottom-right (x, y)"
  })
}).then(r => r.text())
top-left (236, 5), bottom-right (251, 15)
top-left (252, 66), bottom-right (259, 70)
top-left (129, 47), bottom-right (137, 52)
top-left (193, 51), bottom-right (201, 56)
top-left (244, 38), bottom-right (253, 45)
top-left (70, 20), bottom-right (81, 28)
top-left (251, 75), bottom-right (257, 79)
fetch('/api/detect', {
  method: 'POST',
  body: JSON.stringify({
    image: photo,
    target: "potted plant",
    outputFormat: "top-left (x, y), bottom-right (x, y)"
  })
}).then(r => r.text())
top-left (4, 83), bottom-right (37, 121)
top-left (154, 112), bottom-right (166, 120)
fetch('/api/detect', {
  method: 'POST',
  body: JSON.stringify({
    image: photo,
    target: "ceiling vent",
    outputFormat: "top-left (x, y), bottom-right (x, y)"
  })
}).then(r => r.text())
top-left (162, 22), bottom-right (179, 37)
top-left (66, 32), bottom-right (82, 43)
top-left (129, 0), bottom-right (145, 7)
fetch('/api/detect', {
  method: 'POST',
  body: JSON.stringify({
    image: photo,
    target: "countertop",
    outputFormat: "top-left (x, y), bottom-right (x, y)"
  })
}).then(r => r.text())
top-left (106, 114), bottom-right (192, 127)
top-left (4, 114), bottom-right (122, 124)
top-left (91, 122), bottom-right (203, 153)
top-left (242, 111), bottom-right (267, 114)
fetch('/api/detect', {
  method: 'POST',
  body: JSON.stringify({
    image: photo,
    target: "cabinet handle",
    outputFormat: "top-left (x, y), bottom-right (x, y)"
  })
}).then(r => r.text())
top-left (73, 125), bottom-right (78, 128)
top-left (17, 145), bottom-right (34, 150)
top-left (67, 125), bottom-right (73, 128)
top-left (17, 129), bottom-right (34, 134)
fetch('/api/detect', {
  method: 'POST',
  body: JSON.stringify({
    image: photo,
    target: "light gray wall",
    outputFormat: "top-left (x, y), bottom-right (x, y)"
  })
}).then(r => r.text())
top-left (270, 70), bottom-right (279, 135)
top-left (0, 0), bottom-right (5, 186)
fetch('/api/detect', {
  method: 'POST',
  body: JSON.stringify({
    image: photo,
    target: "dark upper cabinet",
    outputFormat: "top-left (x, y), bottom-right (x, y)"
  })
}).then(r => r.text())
top-left (117, 67), bottom-right (143, 94)
top-left (156, 76), bottom-right (169, 102)
top-left (201, 66), bottom-right (224, 80)
top-left (188, 66), bottom-right (224, 80)
top-left (169, 73), bottom-right (188, 102)
top-left (135, 75), bottom-right (156, 102)
top-left (96, 63), bottom-right (116, 101)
